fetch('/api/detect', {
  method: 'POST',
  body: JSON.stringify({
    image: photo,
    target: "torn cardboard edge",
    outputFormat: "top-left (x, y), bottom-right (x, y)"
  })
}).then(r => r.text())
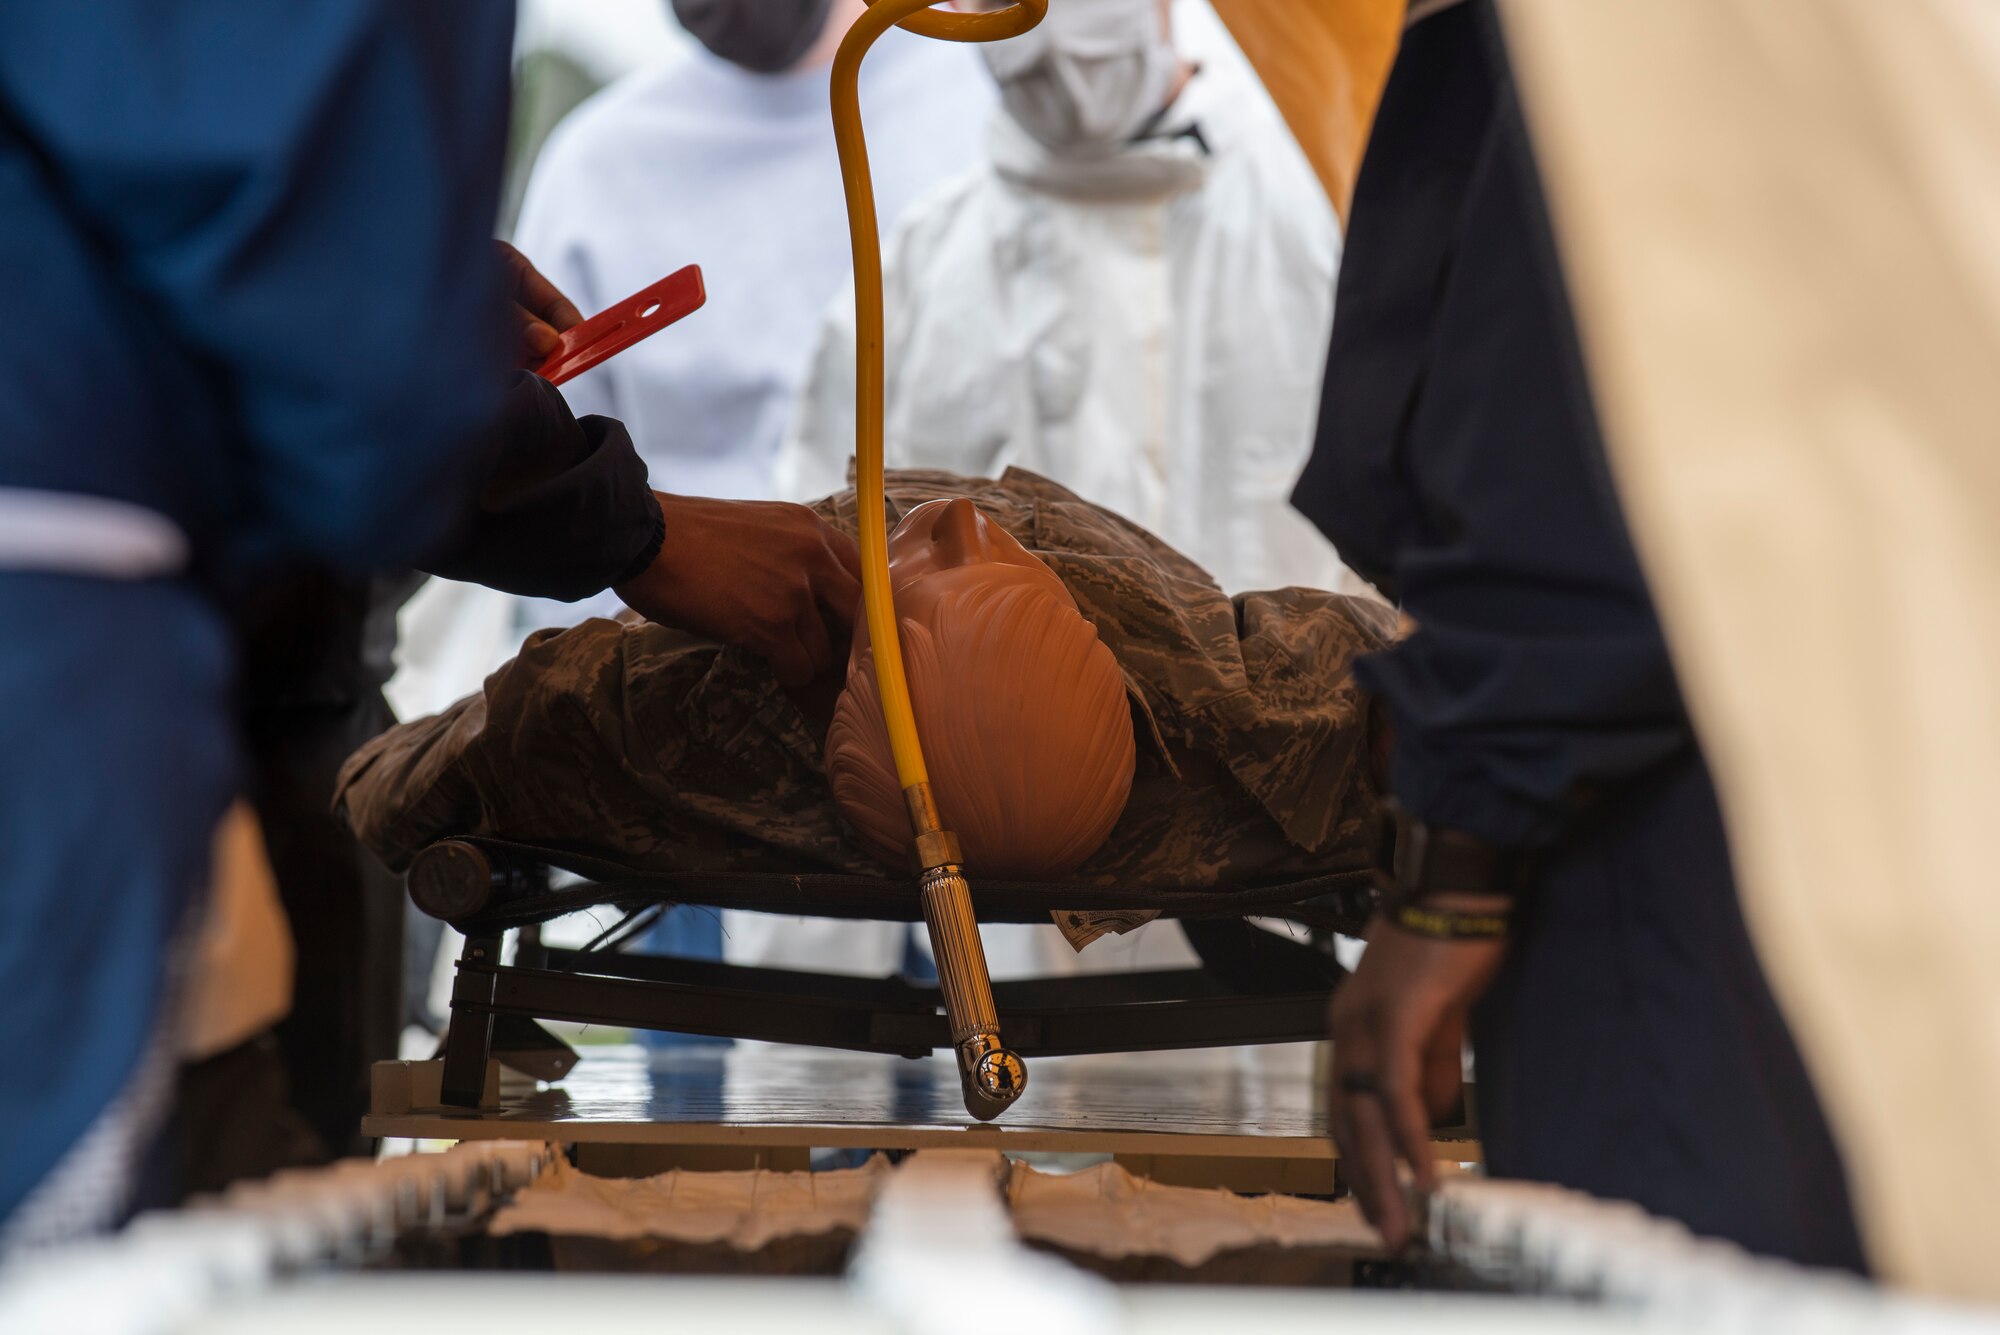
top-left (486, 1151), bottom-right (1381, 1270)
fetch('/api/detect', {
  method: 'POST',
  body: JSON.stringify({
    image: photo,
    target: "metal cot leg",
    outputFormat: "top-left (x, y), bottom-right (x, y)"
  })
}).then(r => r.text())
top-left (440, 934), bottom-right (501, 1109)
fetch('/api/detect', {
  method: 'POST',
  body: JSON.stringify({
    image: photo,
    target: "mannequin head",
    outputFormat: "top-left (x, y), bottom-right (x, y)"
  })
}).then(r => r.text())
top-left (826, 499), bottom-right (1136, 878)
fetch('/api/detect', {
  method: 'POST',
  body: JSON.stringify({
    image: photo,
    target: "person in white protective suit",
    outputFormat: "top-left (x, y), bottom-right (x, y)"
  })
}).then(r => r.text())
top-left (511, 0), bottom-right (995, 626)
top-left (778, 0), bottom-right (1354, 597)
top-left (501, 0), bottom-right (993, 987)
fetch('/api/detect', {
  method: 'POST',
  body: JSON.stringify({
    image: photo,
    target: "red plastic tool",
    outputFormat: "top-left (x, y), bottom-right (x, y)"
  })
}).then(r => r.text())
top-left (534, 264), bottom-right (706, 387)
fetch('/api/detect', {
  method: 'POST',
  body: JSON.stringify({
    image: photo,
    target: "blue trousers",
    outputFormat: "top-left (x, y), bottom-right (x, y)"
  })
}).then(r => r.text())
top-left (0, 573), bottom-right (236, 1230)
top-left (635, 907), bottom-right (731, 1053)
top-left (1470, 751), bottom-right (1868, 1271)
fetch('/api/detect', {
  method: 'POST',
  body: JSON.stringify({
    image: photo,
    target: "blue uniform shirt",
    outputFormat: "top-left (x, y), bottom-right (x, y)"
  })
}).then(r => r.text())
top-left (0, 0), bottom-right (516, 581)
top-left (0, 0), bottom-right (515, 1234)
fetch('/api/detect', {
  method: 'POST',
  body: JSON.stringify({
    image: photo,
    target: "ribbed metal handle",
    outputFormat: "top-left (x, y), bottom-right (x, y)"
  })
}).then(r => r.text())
top-left (919, 865), bottom-right (1024, 1119)
top-left (919, 866), bottom-right (997, 1040)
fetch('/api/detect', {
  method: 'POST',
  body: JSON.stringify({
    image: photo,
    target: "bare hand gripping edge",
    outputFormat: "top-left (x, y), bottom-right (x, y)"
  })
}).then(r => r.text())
top-left (830, 0), bottom-right (1049, 1119)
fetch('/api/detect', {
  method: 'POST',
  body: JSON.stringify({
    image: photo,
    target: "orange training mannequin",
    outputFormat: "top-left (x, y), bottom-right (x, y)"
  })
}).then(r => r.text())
top-left (826, 498), bottom-right (1136, 879)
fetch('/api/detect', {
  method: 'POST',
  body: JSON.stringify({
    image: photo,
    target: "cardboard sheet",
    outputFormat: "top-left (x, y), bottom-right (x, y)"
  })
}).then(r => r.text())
top-left (486, 1155), bottom-right (886, 1249)
top-left (483, 1153), bottom-right (1375, 1275)
top-left (1007, 1160), bottom-right (1377, 1268)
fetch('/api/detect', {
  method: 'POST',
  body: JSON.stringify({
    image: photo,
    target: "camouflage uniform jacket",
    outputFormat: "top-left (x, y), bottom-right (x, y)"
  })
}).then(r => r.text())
top-left (337, 469), bottom-right (1394, 922)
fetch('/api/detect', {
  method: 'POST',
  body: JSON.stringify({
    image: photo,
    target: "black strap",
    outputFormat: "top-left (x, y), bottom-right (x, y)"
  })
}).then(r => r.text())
top-left (1376, 798), bottom-right (1530, 898)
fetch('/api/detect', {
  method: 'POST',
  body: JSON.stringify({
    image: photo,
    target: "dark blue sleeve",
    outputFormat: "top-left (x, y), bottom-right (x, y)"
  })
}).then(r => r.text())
top-left (1295, 4), bottom-right (1691, 850)
top-left (1361, 72), bottom-right (1690, 849)
top-left (425, 374), bottom-right (666, 601)
top-left (0, 0), bottom-right (514, 571)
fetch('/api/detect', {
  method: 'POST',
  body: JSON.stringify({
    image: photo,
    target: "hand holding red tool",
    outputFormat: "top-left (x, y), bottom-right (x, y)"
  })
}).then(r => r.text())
top-left (534, 265), bottom-right (707, 387)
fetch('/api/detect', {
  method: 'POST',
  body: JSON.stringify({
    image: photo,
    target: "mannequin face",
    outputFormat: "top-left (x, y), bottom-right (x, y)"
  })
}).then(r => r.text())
top-left (880, 497), bottom-right (1075, 627)
top-left (827, 499), bottom-right (1136, 879)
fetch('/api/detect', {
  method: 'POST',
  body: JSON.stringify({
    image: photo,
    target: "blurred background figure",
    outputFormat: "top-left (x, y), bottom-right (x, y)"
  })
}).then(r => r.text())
top-left (513, 0), bottom-right (995, 627)
top-left (458, 0), bottom-right (994, 1008)
top-left (780, 0), bottom-right (1354, 599)
top-left (504, 1), bottom-right (687, 232)
top-left (782, 0), bottom-right (1349, 982)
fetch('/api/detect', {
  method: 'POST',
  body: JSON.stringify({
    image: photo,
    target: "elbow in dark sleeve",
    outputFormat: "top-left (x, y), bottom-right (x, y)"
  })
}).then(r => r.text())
top-left (421, 373), bottom-right (665, 600)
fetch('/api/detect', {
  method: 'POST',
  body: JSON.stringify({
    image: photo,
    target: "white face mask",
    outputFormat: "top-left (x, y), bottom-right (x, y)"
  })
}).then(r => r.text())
top-left (980, 0), bottom-right (1179, 154)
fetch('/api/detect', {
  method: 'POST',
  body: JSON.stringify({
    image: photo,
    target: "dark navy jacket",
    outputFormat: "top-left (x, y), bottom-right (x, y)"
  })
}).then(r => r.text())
top-left (1292, 2), bottom-right (1689, 849)
top-left (1292, 8), bottom-right (1868, 1268)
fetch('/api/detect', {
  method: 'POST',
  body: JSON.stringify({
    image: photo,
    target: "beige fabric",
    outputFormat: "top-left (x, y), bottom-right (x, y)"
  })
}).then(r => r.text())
top-left (180, 801), bottom-right (293, 1062)
top-left (1206, 0), bottom-right (1405, 219)
top-left (1500, 0), bottom-right (2000, 1299)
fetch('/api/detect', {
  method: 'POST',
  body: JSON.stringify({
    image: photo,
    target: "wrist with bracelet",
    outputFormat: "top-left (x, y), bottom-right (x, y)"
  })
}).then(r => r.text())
top-left (1372, 798), bottom-right (1531, 941)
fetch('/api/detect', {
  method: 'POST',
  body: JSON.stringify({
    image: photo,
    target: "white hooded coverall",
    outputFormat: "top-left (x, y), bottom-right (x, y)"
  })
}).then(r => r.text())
top-left (778, 59), bottom-right (1352, 596)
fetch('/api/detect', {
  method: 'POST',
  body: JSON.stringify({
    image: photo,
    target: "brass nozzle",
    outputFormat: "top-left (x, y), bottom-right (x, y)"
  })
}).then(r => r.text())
top-left (903, 783), bottom-right (960, 869)
top-left (905, 784), bottom-right (1025, 1120)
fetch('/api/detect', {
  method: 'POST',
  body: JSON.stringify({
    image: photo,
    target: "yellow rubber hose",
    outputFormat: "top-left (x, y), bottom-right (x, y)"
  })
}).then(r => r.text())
top-left (829, 0), bottom-right (1047, 1119)
top-left (831, 0), bottom-right (1046, 792)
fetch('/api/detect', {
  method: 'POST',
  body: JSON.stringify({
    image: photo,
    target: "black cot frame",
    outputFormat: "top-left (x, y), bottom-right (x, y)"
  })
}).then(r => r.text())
top-left (414, 837), bottom-right (1377, 1111)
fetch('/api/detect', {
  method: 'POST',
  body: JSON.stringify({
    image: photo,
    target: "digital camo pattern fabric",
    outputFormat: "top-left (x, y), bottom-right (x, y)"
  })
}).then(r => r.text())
top-left (336, 469), bottom-right (1393, 938)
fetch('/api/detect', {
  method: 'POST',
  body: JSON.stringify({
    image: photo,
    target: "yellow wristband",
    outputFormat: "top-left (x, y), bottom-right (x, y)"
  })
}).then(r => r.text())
top-left (1385, 897), bottom-right (1511, 941)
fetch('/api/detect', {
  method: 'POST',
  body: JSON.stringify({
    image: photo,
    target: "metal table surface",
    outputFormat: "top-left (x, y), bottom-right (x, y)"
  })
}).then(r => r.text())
top-left (366, 1044), bottom-right (1477, 1191)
